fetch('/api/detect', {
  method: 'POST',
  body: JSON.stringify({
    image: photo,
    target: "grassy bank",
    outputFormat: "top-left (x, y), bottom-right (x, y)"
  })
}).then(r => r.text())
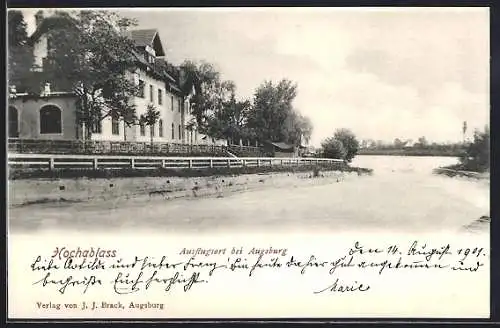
top-left (433, 164), bottom-right (489, 180)
top-left (8, 163), bottom-right (373, 180)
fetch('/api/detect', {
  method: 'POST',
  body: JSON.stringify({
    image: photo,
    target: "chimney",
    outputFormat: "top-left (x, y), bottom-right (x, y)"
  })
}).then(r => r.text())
top-left (41, 82), bottom-right (51, 96)
top-left (35, 10), bottom-right (44, 27)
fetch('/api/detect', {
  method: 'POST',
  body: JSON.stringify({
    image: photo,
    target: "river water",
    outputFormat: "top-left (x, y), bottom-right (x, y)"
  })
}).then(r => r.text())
top-left (8, 155), bottom-right (489, 234)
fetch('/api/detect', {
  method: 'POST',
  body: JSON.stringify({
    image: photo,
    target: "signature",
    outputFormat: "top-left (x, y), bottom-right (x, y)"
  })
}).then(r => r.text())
top-left (313, 278), bottom-right (370, 294)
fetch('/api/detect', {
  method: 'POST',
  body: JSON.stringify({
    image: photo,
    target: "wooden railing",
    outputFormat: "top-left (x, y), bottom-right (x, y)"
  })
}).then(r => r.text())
top-left (8, 153), bottom-right (344, 171)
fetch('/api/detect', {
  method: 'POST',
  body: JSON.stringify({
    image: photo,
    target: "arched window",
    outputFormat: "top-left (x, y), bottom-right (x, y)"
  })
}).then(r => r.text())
top-left (171, 123), bottom-right (175, 139)
top-left (151, 122), bottom-right (156, 137)
top-left (158, 119), bottom-right (163, 137)
top-left (8, 106), bottom-right (19, 138)
top-left (39, 105), bottom-right (62, 134)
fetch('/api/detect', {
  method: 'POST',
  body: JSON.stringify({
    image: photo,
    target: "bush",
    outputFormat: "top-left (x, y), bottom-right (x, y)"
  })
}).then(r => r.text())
top-left (320, 128), bottom-right (360, 162)
top-left (321, 138), bottom-right (346, 160)
top-left (333, 129), bottom-right (359, 162)
top-left (459, 126), bottom-right (489, 172)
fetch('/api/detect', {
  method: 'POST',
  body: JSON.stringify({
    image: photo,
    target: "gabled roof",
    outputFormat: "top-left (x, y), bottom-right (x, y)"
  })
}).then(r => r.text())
top-left (128, 29), bottom-right (165, 56)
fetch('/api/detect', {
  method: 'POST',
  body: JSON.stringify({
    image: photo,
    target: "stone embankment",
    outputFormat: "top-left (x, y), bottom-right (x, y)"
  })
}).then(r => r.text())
top-left (9, 169), bottom-right (373, 208)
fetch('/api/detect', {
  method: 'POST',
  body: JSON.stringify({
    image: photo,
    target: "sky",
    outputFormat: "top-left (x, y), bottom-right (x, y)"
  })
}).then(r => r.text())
top-left (23, 7), bottom-right (490, 147)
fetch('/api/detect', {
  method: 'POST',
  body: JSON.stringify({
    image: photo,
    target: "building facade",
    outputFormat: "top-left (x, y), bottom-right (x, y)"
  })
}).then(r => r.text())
top-left (8, 11), bottom-right (226, 146)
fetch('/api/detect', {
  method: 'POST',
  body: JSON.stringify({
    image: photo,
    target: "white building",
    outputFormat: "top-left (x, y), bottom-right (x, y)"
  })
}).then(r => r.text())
top-left (9, 10), bottom-right (226, 146)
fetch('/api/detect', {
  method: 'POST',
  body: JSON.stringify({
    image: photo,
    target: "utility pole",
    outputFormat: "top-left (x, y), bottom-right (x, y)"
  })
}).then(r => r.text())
top-left (462, 121), bottom-right (467, 144)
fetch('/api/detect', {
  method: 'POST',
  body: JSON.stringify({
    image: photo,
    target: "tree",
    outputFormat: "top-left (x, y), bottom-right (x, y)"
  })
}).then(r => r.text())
top-left (247, 79), bottom-right (298, 144)
top-left (416, 136), bottom-right (428, 148)
top-left (283, 111), bottom-right (313, 146)
top-left (202, 81), bottom-right (252, 144)
top-left (218, 96), bottom-right (252, 144)
top-left (8, 10), bottom-right (33, 90)
top-left (180, 60), bottom-right (235, 137)
top-left (333, 128), bottom-right (359, 162)
top-left (393, 138), bottom-right (404, 148)
top-left (38, 10), bottom-right (140, 139)
top-left (321, 137), bottom-right (346, 160)
top-left (140, 104), bottom-right (161, 146)
top-left (461, 125), bottom-right (489, 172)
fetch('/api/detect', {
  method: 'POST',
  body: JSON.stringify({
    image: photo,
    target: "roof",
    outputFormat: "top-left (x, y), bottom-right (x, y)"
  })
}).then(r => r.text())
top-left (28, 14), bottom-right (77, 45)
top-left (129, 29), bottom-right (156, 46)
top-left (128, 29), bottom-right (165, 56)
top-left (267, 142), bottom-right (295, 150)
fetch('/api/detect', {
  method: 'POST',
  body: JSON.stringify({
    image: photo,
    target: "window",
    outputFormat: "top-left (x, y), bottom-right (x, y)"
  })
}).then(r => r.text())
top-left (47, 35), bottom-right (56, 57)
top-left (111, 114), bottom-right (120, 135)
top-left (151, 122), bottom-right (155, 137)
top-left (140, 122), bottom-right (145, 136)
top-left (178, 99), bottom-right (181, 112)
top-left (92, 112), bottom-right (102, 134)
top-left (39, 105), bottom-right (62, 134)
top-left (138, 80), bottom-right (145, 98)
top-left (149, 85), bottom-right (154, 102)
top-left (171, 95), bottom-right (174, 111)
top-left (178, 124), bottom-right (182, 140)
top-left (159, 119), bottom-right (163, 137)
top-left (171, 123), bottom-right (175, 139)
top-left (158, 89), bottom-right (163, 105)
top-left (8, 106), bottom-right (19, 138)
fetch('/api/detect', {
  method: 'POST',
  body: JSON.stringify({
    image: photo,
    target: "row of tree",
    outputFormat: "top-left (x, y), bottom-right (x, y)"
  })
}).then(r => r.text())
top-left (180, 61), bottom-right (313, 147)
top-left (8, 10), bottom-right (313, 147)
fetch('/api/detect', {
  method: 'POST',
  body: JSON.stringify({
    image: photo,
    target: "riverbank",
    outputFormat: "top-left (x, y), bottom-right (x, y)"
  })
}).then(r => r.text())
top-left (8, 167), bottom-right (373, 208)
top-left (433, 165), bottom-right (489, 181)
top-left (8, 161), bottom-right (371, 180)
top-left (358, 149), bottom-right (461, 157)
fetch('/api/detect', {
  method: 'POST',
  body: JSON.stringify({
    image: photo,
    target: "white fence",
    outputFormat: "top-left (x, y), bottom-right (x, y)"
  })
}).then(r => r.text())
top-left (8, 153), bottom-right (344, 171)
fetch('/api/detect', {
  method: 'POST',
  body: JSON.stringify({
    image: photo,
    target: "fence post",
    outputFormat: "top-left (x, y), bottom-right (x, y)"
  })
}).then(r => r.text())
top-left (242, 159), bottom-right (246, 167)
top-left (210, 159), bottom-right (213, 168)
top-left (227, 158), bottom-right (231, 168)
top-left (131, 158), bottom-right (135, 169)
top-left (93, 158), bottom-right (98, 170)
top-left (257, 159), bottom-right (261, 167)
top-left (49, 157), bottom-right (55, 171)
top-left (189, 159), bottom-right (193, 168)
top-left (162, 159), bottom-right (166, 168)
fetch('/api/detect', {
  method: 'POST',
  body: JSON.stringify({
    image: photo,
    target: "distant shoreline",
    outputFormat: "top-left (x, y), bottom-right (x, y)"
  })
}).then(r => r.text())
top-left (358, 150), bottom-right (461, 157)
